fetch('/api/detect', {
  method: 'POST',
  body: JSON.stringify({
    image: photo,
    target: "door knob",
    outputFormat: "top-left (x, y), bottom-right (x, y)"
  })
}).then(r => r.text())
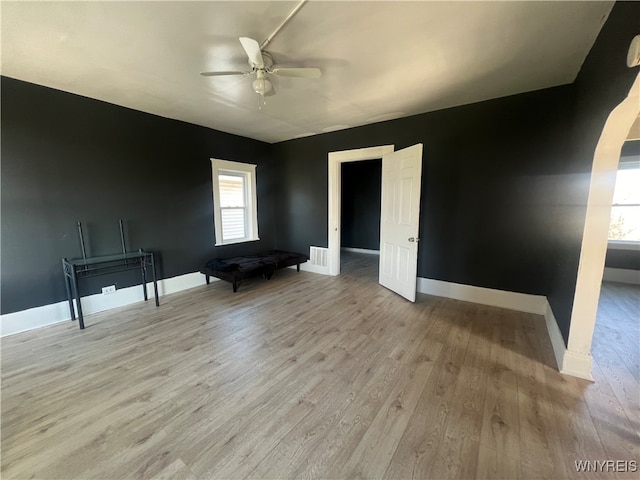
top-left (408, 237), bottom-right (420, 243)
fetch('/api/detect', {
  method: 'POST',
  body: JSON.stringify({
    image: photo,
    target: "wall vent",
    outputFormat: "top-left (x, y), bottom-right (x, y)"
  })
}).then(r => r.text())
top-left (309, 246), bottom-right (328, 267)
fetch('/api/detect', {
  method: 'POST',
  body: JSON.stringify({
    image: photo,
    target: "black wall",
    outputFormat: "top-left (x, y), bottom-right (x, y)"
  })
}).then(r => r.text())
top-left (272, 85), bottom-right (575, 297)
top-left (605, 249), bottom-right (640, 270)
top-left (1, 77), bottom-right (274, 314)
top-left (271, 1), bottom-right (640, 345)
top-left (621, 140), bottom-right (640, 157)
top-left (341, 159), bottom-right (381, 250)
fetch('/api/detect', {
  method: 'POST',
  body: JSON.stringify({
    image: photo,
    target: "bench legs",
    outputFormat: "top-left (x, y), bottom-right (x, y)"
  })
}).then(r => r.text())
top-left (297, 263), bottom-right (300, 272)
top-left (232, 280), bottom-right (238, 293)
top-left (205, 274), bottom-right (210, 285)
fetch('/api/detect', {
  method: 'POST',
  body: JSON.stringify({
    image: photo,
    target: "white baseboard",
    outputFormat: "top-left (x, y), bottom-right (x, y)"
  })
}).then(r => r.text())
top-left (156, 272), bottom-right (208, 296)
top-left (543, 300), bottom-right (594, 381)
top-left (341, 247), bottom-right (380, 255)
top-left (289, 261), bottom-right (330, 276)
top-left (561, 350), bottom-right (594, 381)
top-left (0, 301), bottom-right (77, 338)
top-left (0, 272), bottom-right (208, 337)
top-left (543, 301), bottom-right (567, 372)
top-left (416, 278), bottom-right (547, 314)
top-left (602, 267), bottom-right (640, 285)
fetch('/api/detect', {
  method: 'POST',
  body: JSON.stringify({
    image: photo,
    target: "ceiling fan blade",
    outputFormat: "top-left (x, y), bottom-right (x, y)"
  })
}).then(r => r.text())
top-left (271, 67), bottom-right (321, 78)
top-left (200, 71), bottom-right (249, 77)
top-left (239, 37), bottom-right (264, 68)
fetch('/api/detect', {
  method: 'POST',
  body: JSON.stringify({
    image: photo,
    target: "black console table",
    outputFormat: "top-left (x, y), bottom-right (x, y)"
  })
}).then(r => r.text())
top-left (62, 249), bottom-right (159, 330)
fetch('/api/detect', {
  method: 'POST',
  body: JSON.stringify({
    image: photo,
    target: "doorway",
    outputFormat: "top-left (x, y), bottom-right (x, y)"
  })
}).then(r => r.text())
top-left (340, 159), bottom-right (382, 281)
top-left (327, 145), bottom-right (394, 276)
top-left (328, 144), bottom-right (423, 302)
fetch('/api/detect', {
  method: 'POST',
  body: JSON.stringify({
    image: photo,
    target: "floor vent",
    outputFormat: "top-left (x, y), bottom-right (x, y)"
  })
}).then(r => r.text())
top-left (310, 246), bottom-right (328, 267)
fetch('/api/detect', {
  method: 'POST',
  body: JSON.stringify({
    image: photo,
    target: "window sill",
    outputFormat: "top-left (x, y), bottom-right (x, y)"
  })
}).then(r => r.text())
top-left (215, 237), bottom-right (260, 247)
top-left (607, 240), bottom-right (640, 251)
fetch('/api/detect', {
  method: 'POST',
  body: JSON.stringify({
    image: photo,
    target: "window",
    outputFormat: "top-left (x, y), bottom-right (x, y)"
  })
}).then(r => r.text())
top-left (608, 163), bottom-right (640, 243)
top-left (211, 159), bottom-right (259, 245)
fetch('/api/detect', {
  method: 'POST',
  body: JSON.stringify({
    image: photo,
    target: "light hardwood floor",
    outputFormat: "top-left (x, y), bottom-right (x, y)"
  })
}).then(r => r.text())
top-left (1, 253), bottom-right (638, 479)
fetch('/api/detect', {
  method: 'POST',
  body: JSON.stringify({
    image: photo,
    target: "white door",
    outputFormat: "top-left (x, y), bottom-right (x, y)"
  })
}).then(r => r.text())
top-left (378, 144), bottom-right (423, 301)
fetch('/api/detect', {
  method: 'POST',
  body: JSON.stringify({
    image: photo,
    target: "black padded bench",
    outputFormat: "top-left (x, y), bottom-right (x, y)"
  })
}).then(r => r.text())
top-left (200, 250), bottom-right (309, 292)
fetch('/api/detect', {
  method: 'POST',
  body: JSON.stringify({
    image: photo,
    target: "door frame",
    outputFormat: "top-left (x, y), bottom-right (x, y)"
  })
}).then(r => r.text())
top-left (327, 145), bottom-right (394, 276)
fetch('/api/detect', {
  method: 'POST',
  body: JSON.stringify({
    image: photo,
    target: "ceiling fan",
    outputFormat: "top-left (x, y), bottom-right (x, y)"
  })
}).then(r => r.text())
top-left (201, 36), bottom-right (321, 98)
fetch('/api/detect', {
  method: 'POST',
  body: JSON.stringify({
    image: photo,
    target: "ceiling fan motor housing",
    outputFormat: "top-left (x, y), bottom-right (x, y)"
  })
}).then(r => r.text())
top-left (249, 51), bottom-right (273, 70)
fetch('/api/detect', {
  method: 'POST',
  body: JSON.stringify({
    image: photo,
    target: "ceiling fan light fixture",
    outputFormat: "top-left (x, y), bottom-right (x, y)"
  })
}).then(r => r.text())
top-left (252, 77), bottom-right (273, 95)
top-left (201, 37), bottom-right (319, 98)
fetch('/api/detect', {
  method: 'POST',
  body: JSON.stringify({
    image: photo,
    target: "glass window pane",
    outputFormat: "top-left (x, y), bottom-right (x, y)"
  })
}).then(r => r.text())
top-left (221, 208), bottom-right (246, 240)
top-left (612, 169), bottom-right (640, 205)
top-left (219, 174), bottom-right (245, 207)
top-left (609, 206), bottom-right (640, 241)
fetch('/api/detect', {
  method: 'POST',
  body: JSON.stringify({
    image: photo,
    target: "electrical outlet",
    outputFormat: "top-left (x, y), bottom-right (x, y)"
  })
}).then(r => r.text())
top-left (102, 285), bottom-right (116, 295)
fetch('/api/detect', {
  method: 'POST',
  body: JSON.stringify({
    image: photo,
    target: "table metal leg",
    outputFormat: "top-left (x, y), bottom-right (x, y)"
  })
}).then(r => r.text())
top-left (151, 253), bottom-right (160, 307)
top-left (62, 260), bottom-right (76, 321)
top-left (70, 269), bottom-right (85, 329)
top-left (141, 262), bottom-right (148, 302)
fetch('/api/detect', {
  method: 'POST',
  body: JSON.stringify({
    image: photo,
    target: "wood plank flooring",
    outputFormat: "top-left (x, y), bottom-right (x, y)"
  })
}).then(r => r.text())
top-left (1, 253), bottom-right (638, 479)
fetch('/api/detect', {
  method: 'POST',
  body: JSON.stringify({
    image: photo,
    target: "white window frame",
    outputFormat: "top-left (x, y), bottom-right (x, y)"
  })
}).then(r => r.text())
top-left (607, 158), bottom-right (640, 249)
top-left (211, 158), bottom-right (259, 246)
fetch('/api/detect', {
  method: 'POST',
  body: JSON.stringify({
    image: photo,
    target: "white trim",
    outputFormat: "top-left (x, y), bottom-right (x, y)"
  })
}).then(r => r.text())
top-left (602, 267), bottom-right (640, 284)
top-left (543, 301), bottom-right (567, 372)
top-left (156, 272), bottom-right (209, 296)
top-left (543, 301), bottom-right (594, 380)
top-left (0, 302), bottom-right (77, 337)
top-left (0, 272), bottom-right (210, 337)
top-left (288, 261), bottom-right (330, 275)
top-left (213, 237), bottom-right (261, 247)
top-left (562, 350), bottom-right (595, 381)
top-left (341, 247), bottom-right (380, 255)
top-left (328, 145), bottom-right (394, 276)
top-left (416, 277), bottom-right (547, 314)
top-left (211, 158), bottom-right (259, 246)
top-left (568, 73), bottom-right (640, 367)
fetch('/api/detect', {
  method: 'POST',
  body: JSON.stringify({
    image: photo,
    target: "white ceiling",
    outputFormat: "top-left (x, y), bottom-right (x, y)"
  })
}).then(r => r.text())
top-left (1, 1), bottom-right (614, 143)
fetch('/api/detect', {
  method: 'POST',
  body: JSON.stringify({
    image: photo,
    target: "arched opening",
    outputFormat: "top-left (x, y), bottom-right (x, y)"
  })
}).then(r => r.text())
top-left (565, 73), bottom-right (640, 380)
